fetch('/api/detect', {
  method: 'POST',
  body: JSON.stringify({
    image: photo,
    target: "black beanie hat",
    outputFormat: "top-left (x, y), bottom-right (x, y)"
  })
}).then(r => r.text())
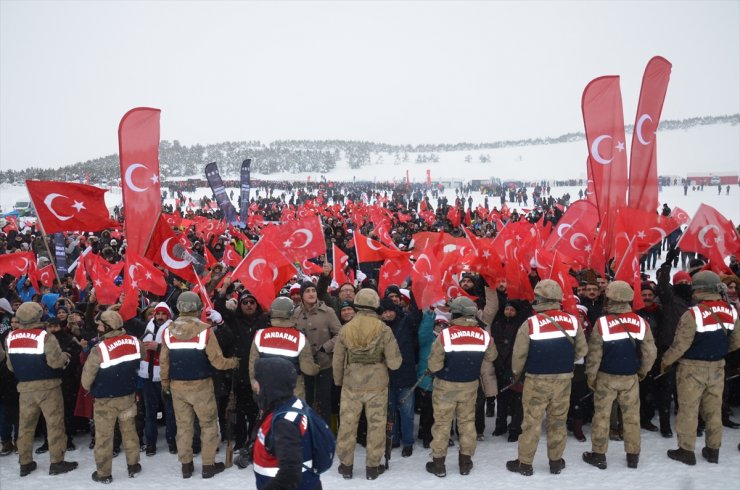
top-left (384, 285), bottom-right (401, 298)
top-left (300, 281), bottom-right (316, 298)
top-left (378, 297), bottom-right (396, 313)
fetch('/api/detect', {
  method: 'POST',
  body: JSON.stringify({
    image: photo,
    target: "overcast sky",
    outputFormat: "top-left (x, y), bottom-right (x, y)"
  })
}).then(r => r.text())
top-left (1, 0), bottom-right (738, 171)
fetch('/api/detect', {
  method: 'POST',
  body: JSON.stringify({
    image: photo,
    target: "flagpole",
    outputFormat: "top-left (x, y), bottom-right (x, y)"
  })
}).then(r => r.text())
top-left (27, 190), bottom-right (62, 287)
top-left (614, 236), bottom-right (636, 278)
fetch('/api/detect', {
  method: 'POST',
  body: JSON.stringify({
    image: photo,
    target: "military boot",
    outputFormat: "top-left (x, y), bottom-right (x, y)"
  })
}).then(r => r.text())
top-left (627, 453), bottom-right (639, 468)
top-left (506, 459), bottom-right (533, 476)
top-left (701, 447), bottom-right (719, 464)
top-left (91, 471), bottom-right (113, 484)
top-left (181, 461), bottom-right (194, 478)
top-left (202, 462), bottom-right (225, 478)
top-left (337, 463), bottom-right (353, 479)
top-left (426, 457), bottom-right (446, 477)
top-left (582, 451), bottom-right (607, 470)
top-left (20, 461), bottom-right (37, 477)
top-left (49, 460), bottom-right (79, 475)
top-left (127, 463), bottom-right (142, 477)
top-left (667, 448), bottom-right (696, 466)
top-left (459, 454), bottom-right (473, 475)
top-left (549, 458), bottom-right (566, 474)
top-left (365, 465), bottom-right (385, 480)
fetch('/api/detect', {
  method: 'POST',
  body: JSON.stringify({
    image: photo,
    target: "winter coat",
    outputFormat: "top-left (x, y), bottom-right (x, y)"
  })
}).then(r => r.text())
top-left (416, 310), bottom-right (436, 392)
top-left (385, 306), bottom-right (418, 389)
top-left (292, 301), bottom-right (342, 371)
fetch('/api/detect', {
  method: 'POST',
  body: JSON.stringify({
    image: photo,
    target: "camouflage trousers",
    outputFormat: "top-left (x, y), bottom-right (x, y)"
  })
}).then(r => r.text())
top-left (675, 361), bottom-right (724, 451)
top-left (518, 376), bottom-right (571, 465)
top-left (295, 375), bottom-right (305, 400)
top-left (171, 379), bottom-right (220, 465)
top-left (94, 394), bottom-right (140, 477)
top-left (430, 378), bottom-right (478, 459)
top-left (336, 385), bottom-right (387, 467)
top-left (17, 386), bottom-right (66, 465)
top-left (591, 373), bottom-right (640, 454)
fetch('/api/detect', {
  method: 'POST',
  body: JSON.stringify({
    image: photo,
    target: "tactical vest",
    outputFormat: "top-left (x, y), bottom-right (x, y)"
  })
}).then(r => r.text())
top-left (346, 338), bottom-right (385, 365)
top-left (435, 324), bottom-right (491, 383)
top-left (254, 326), bottom-right (306, 370)
top-left (164, 328), bottom-right (213, 380)
top-left (597, 313), bottom-right (647, 375)
top-left (253, 397), bottom-right (318, 490)
top-left (526, 310), bottom-right (578, 375)
top-left (6, 328), bottom-right (63, 382)
top-left (683, 300), bottom-right (736, 361)
top-left (92, 334), bottom-right (141, 398)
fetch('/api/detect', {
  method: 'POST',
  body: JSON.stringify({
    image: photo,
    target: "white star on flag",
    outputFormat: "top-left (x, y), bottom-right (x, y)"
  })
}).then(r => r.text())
top-left (637, 230), bottom-right (647, 239)
top-left (131, 280), bottom-right (138, 288)
top-left (149, 174), bottom-right (159, 184)
top-left (71, 200), bottom-right (86, 212)
top-left (616, 141), bottom-right (625, 152)
top-left (94, 279), bottom-right (102, 287)
top-left (145, 272), bottom-right (152, 279)
top-left (283, 239), bottom-right (293, 247)
top-left (482, 250), bottom-right (491, 258)
top-left (424, 274), bottom-right (434, 282)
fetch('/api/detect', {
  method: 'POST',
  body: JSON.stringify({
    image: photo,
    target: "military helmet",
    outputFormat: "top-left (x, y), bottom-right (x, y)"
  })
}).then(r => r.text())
top-left (177, 291), bottom-right (202, 313)
top-left (533, 279), bottom-right (563, 302)
top-left (354, 288), bottom-right (380, 310)
top-left (692, 270), bottom-right (721, 293)
top-left (605, 280), bottom-right (634, 303)
top-left (15, 302), bottom-right (43, 325)
top-left (97, 310), bottom-right (124, 331)
top-left (449, 296), bottom-right (478, 317)
top-left (270, 296), bottom-right (295, 320)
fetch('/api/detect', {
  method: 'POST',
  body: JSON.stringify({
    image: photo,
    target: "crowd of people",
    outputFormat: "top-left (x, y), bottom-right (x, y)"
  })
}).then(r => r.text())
top-left (1, 181), bottom-right (739, 488)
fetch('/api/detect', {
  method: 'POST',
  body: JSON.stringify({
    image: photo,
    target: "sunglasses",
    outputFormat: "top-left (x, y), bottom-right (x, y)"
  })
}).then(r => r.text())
top-left (241, 299), bottom-right (257, 305)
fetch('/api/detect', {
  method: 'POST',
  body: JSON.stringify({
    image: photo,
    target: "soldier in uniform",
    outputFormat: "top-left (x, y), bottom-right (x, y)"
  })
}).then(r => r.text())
top-left (506, 280), bottom-right (587, 476)
top-left (249, 296), bottom-right (320, 399)
top-left (425, 296), bottom-right (497, 478)
top-left (81, 310), bottom-right (145, 483)
top-left (159, 291), bottom-right (240, 479)
top-left (583, 281), bottom-right (657, 470)
top-left (662, 271), bottom-right (740, 465)
top-left (333, 288), bottom-right (402, 480)
top-left (5, 301), bottom-right (78, 477)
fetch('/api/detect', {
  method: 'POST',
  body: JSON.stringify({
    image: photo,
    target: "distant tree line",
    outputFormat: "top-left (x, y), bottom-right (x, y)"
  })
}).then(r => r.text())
top-left (1, 114), bottom-right (736, 184)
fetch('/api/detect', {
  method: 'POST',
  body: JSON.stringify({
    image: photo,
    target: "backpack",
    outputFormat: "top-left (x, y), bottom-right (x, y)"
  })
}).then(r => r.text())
top-left (271, 403), bottom-right (336, 475)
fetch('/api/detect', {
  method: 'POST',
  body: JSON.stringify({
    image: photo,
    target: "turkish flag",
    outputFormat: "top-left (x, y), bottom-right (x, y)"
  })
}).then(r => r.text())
top-left (222, 244), bottom-right (242, 268)
top-left (38, 264), bottom-right (55, 288)
top-left (300, 258), bottom-right (324, 276)
top-left (543, 201), bottom-right (599, 268)
top-left (86, 256), bottom-right (122, 305)
top-left (145, 215), bottom-right (198, 283)
top-left (124, 250), bottom-right (167, 296)
top-left (263, 216), bottom-right (326, 263)
top-left (462, 231), bottom-right (504, 286)
top-left (677, 203), bottom-right (740, 258)
top-left (549, 251), bottom-right (578, 315)
top-left (612, 207), bottom-right (679, 259)
top-left (0, 251), bottom-right (35, 278)
top-left (26, 180), bottom-right (117, 233)
top-left (378, 257), bottom-right (413, 297)
top-left (447, 207), bottom-right (461, 228)
top-left (628, 56), bottom-right (672, 213)
top-left (194, 217), bottom-right (226, 242)
top-left (119, 107), bottom-right (161, 256)
top-left (332, 244), bottom-right (353, 285)
top-left (613, 237), bottom-right (644, 311)
top-left (353, 230), bottom-right (407, 263)
top-left (230, 239), bottom-right (295, 309)
top-left (582, 76), bottom-right (628, 220)
top-left (411, 245), bottom-right (445, 310)
top-left (670, 206), bottom-right (691, 225)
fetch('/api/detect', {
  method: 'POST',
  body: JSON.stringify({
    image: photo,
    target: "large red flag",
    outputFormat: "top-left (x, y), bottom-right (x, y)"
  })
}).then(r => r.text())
top-left (582, 76), bottom-right (628, 218)
top-left (26, 180), bottom-right (117, 233)
top-left (353, 230), bottom-right (407, 263)
top-left (677, 204), bottom-right (740, 258)
top-left (411, 246), bottom-right (445, 310)
top-left (0, 251), bottom-right (35, 278)
top-left (543, 201), bottom-right (599, 267)
top-left (670, 206), bottom-right (691, 225)
top-left (612, 207), bottom-right (679, 259)
top-left (378, 257), bottom-right (413, 297)
top-left (119, 107), bottom-right (161, 256)
top-left (230, 239), bottom-right (295, 310)
top-left (124, 250), bottom-right (167, 296)
top-left (628, 56), bottom-right (672, 213)
top-left (613, 237), bottom-right (644, 311)
top-left (332, 244), bottom-right (353, 286)
top-left (262, 216), bottom-right (326, 263)
top-left (38, 264), bottom-right (55, 288)
top-left (145, 215), bottom-right (199, 283)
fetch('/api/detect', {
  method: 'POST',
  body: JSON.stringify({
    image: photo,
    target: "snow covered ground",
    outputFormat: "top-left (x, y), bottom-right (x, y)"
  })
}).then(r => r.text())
top-left (0, 413), bottom-right (738, 489)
